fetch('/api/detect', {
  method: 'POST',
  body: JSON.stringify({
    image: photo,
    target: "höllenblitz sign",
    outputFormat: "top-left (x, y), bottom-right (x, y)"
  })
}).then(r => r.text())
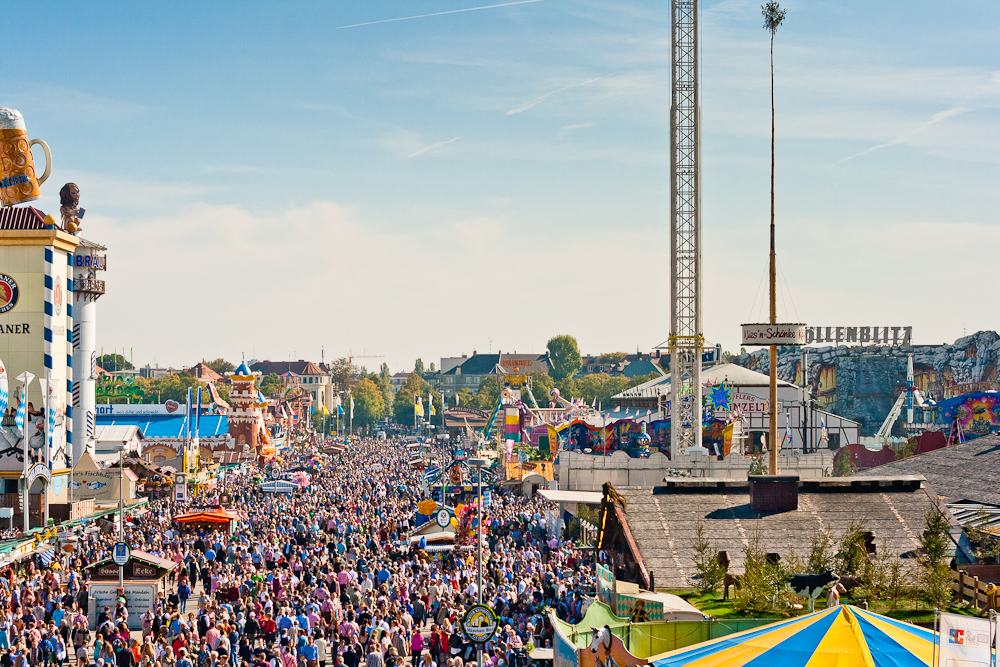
top-left (741, 323), bottom-right (807, 346)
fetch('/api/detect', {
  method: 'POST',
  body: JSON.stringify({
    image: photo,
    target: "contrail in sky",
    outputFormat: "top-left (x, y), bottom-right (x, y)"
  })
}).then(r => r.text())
top-left (408, 136), bottom-right (461, 158)
top-left (506, 77), bottom-right (604, 115)
top-left (835, 106), bottom-right (968, 164)
top-left (337, 0), bottom-right (543, 29)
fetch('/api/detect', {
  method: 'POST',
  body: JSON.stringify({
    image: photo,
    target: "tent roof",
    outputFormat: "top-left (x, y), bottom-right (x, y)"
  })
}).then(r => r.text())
top-left (96, 415), bottom-right (229, 438)
top-left (650, 605), bottom-right (934, 667)
top-left (614, 363), bottom-right (796, 399)
top-left (174, 509), bottom-right (238, 524)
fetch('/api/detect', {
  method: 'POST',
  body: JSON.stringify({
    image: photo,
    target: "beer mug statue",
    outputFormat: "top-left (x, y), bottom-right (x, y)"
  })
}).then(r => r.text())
top-left (0, 107), bottom-right (51, 207)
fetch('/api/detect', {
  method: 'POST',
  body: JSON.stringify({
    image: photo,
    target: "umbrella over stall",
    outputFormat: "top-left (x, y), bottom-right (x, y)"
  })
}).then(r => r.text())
top-left (650, 605), bottom-right (935, 667)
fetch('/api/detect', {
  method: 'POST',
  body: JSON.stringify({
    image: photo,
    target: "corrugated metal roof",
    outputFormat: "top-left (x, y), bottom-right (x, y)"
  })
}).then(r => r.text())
top-left (0, 206), bottom-right (54, 230)
top-left (94, 424), bottom-right (144, 443)
top-left (95, 415), bottom-right (229, 438)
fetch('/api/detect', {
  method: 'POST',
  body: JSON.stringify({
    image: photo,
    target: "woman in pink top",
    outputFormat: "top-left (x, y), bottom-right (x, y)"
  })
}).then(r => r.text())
top-left (409, 632), bottom-right (424, 663)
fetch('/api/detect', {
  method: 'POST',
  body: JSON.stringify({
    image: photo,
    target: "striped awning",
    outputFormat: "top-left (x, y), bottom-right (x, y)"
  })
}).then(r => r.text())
top-left (37, 547), bottom-right (56, 567)
top-left (651, 605), bottom-right (935, 667)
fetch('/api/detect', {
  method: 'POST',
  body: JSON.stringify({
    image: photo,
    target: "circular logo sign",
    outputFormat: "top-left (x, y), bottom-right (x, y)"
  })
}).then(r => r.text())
top-left (112, 542), bottom-right (131, 566)
top-left (461, 604), bottom-right (498, 644)
top-left (53, 277), bottom-right (62, 316)
top-left (435, 508), bottom-right (452, 528)
top-left (0, 274), bottom-right (19, 314)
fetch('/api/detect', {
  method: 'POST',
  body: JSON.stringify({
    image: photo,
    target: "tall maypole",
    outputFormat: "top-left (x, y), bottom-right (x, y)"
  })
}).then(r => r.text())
top-left (668, 0), bottom-right (703, 457)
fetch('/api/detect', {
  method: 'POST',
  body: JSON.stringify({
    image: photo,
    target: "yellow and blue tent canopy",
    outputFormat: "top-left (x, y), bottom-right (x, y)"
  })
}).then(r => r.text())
top-left (651, 605), bottom-right (935, 667)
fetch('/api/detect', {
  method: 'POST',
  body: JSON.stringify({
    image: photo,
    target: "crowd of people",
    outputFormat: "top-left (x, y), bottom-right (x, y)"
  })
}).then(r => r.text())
top-left (0, 437), bottom-right (597, 667)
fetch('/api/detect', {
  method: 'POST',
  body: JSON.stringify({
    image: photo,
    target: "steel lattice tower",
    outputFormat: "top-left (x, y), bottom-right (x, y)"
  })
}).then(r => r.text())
top-left (669, 0), bottom-right (703, 457)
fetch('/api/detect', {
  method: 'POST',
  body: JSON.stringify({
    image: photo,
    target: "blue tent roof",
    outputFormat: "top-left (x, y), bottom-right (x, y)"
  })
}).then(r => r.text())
top-left (96, 415), bottom-right (229, 438)
top-left (235, 362), bottom-right (252, 375)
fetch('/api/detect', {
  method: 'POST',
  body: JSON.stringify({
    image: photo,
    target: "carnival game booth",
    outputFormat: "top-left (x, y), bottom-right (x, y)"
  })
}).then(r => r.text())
top-left (647, 605), bottom-right (936, 667)
top-left (84, 550), bottom-right (176, 630)
top-left (173, 508), bottom-right (240, 535)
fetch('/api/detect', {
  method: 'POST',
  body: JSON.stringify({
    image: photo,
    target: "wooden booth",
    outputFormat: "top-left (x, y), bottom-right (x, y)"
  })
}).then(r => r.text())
top-left (84, 550), bottom-right (176, 629)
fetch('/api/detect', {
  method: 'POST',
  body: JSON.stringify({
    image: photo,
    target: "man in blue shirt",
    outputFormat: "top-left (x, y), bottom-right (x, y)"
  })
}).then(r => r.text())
top-left (300, 637), bottom-right (319, 667)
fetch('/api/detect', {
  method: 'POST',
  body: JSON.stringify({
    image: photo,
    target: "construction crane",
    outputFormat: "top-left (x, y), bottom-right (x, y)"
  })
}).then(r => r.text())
top-left (347, 349), bottom-right (385, 366)
top-left (667, 0), bottom-right (704, 457)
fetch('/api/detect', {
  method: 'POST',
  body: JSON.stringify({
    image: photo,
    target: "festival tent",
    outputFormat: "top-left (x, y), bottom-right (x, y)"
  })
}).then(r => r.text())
top-left (650, 605), bottom-right (935, 667)
top-left (173, 508), bottom-right (241, 534)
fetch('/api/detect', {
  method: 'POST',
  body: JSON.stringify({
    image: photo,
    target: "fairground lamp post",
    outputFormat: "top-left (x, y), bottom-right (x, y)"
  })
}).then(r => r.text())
top-left (113, 443), bottom-right (127, 586)
top-left (469, 457), bottom-right (489, 666)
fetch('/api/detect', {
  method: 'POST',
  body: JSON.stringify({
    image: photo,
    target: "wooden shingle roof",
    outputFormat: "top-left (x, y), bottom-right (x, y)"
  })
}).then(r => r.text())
top-left (858, 435), bottom-right (1000, 507)
top-left (613, 477), bottom-right (956, 589)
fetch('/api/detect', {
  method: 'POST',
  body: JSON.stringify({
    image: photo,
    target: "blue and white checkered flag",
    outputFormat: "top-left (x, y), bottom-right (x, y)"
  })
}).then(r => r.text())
top-left (0, 358), bottom-right (7, 416)
top-left (14, 371), bottom-right (34, 435)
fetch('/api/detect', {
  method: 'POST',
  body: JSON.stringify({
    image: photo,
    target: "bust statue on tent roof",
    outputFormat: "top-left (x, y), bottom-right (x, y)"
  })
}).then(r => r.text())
top-left (59, 183), bottom-right (85, 234)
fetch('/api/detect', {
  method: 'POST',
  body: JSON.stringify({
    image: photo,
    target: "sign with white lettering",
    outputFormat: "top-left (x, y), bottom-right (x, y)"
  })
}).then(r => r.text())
top-left (741, 323), bottom-right (807, 346)
top-left (804, 326), bottom-right (912, 346)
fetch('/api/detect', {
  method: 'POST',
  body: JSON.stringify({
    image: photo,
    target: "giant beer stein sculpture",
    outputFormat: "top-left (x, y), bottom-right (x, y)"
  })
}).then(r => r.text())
top-left (0, 107), bottom-right (51, 206)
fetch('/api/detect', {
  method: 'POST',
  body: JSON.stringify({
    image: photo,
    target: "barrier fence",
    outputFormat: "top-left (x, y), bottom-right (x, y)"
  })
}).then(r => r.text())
top-left (952, 568), bottom-right (999, 611)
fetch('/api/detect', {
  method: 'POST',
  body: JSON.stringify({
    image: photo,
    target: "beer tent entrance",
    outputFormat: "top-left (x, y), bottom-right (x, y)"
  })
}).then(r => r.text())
top-left (649, 605), bottom-right (936, 667)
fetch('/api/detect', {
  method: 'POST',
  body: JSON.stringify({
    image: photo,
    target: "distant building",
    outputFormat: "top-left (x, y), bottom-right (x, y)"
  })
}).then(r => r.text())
top-left (250, 359), bottom-right (333, 413)
top-left (440, 356), bottom-right (468, 374)
top-left (139, 366), bottom-right (175, 379)
top-left (390, 372), bottom-right (410, 392)
top-left (440, 352), bottom-right (551, 397)
top-left (577, 353), bottom-right (667, 379)
top-left (185, 362), bottom-right (226, 384)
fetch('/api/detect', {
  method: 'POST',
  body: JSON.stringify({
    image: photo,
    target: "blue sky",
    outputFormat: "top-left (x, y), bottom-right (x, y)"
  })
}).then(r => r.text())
top-left (8, 0), bottom-right (999, 372)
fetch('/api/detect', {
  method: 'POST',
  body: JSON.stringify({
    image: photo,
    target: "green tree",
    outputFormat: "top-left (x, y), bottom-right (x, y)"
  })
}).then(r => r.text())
top-left (467, 375), bottom-right (500, 411)
top-left (352, 377), bottom-right (387, 428)
top-left (919, 509), bottom-right (953, 608)
top-left (379, 363), bottom-right (390, 381)
top-left (414, 359), bottom-right (425, 374)
top-left (140, 372), bottom-right (204, 403)
top-left (529, 372), bottom-right (555, 407)
top-left (833, 450), bottom-right (857, 477)
top-left (329, 357), bottom-right (358, 394)
top-left (735, 528), bottom-right (785, 614)
top-left (547, 335), bottom-right (582, 381)
top-left (205, 358), bottom-right (235, 375)
top-left (807, 530), bottom-right (835, 574)
top-left (596, 352), bottom-right (627, 365)
top-left (370, 372), bottom-right (394, 413)
top-left (97, 354), bottom-right (133, 372)
top-left (393, 372), bottom-right (435, 424)
top-left (691, 521), bottom-right (725, 591)
top-left (455, 388), bottom-right (476, 408)
top-left (258, 373), bottom-right (282, 397)
top-left (429, 362), bottom-right (436, 372)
